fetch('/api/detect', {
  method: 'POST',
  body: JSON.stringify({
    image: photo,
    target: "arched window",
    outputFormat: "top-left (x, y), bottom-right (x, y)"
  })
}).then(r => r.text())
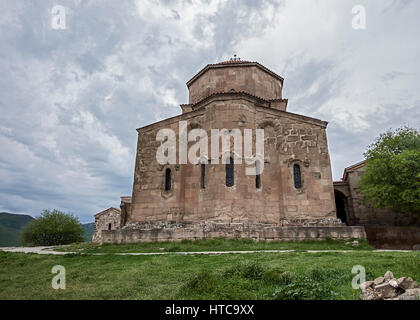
top-left (200, 164), bottom-right (206, 189)
top-left (108, 223), bottom-right (112, 230)
top-left (293, 164), bottom-right (302, 189)
top-left (226, 157), bottom-right (234, 187)
top-left (255, 160), bottom-right (261, 189)
top-left (165, 168), bottom-right (172, 191)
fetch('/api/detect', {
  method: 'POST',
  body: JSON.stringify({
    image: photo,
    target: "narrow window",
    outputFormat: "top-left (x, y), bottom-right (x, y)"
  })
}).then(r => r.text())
top-left (293, 164), bottom-right (302, 189)
top-left (255, 160), bottom-right (261, 189)
top-left (200, 164), bottom-right (206, 189)
top-left (108, 223), bottom-right (112, 230)
top-left (226, 157), bottom-right (234, 187)
top-left (165, 168), bottom-right (171, 191)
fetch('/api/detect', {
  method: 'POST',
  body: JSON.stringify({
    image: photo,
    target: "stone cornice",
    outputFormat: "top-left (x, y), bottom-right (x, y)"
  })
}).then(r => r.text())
top-left (136, 92), bottom-right (327, 133)
top-left (191, 91), bottom-right (327, 128)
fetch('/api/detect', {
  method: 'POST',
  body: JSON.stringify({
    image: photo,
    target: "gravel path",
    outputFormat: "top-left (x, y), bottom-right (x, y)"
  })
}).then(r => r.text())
top-left (0, 246), bottom-right (73, 255)
top-left (0, 246), bottom-right (414, 256)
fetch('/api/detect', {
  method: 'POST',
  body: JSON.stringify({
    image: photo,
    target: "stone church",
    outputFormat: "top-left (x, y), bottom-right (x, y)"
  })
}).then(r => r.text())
top-left (94, 58), bottom-right (365, 243)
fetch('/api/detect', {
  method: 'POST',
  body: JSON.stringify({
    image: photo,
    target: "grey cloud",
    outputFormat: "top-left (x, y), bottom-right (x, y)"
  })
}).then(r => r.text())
top-left (382, 0), bottom-right (415, 13)
top-left (285, 59), bottom-right (347, 118)
top-left (0, 0), bottom-right (283, 222)
top-left (0, 0), bottom-right (418, 221)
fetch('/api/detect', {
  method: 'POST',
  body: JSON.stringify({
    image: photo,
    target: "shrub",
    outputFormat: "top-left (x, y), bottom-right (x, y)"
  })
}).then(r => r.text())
top-left (272, 275), bottom-right (338, 300)
top-left (262, 270), bottom-right (293, 285)
top-left (21, 209), bottom-right (84, 246)
top-left (224, 260), bottom-right (265, 280)
top-left (167, 245), bottom-right (181, 252)
top-left (272, 268), bottom-right (345, 300)
top-left (359, 126), bottom-right (420, 215)
top-left (182, 270), bottom-right (218, 295)
top-left (240, 260), bottom-right (265, 280)
top-left (182, 267), bottom-right (262, 299)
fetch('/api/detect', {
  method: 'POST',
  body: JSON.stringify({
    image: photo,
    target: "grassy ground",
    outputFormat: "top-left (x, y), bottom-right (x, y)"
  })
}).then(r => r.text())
top-left (55, 238), bottom-right (373, 253)
top-left (1, 241), bottom-right (419, 300)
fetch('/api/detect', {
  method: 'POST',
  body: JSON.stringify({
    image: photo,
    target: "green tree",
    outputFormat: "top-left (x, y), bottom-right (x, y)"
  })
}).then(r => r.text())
top-left (21, 209), bottom-right (84, 246)
top-left (359, 127), bottom-right (420, 215)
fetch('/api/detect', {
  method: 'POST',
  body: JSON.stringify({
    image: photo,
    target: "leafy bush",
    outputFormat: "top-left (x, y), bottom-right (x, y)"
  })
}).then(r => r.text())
top-left (167, 245), bottom-right (181, 252)
top-left (21, 209), bottom-right (84, 246)
top-left (239, 260), bottom-right (265, 280)
top-left (223, 260), bottom-right (265, 280)
top-left (359, 126), bottom-right (420, 215)
top-left (262, 269), bottom-right (293, 285)
top-left (272, 268), bottom-right (346, 300)
top-left (182, 261), bottom-right (267, 299)
top-left (272, 275), bottom-right (337, 300)
top-left (182, 264), bottom-right (351, 300)
top-left (183, 270), bottom-right (218, 294)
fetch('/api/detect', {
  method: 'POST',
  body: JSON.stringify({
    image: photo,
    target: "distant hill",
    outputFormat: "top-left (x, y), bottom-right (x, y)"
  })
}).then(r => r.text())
top-left (82, 222), bottom-right (94, 242)
top-left (0, 212), bottom-right (34, 247)
top-left (0, 212), bottom-right (94, 246)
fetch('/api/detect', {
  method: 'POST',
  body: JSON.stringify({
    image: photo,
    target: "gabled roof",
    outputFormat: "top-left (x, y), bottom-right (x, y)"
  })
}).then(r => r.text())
top-left (94, 207), bottom-right (120, 217)
top-left (186, 60), bottom-right (284, 87)
top-left (341, 160), bottom-right (366, 181)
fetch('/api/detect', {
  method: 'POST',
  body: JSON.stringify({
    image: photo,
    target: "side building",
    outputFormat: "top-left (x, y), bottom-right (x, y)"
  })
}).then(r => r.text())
top-left (333, 161), bottom-right (420, 249)
top-left (92, 207), bottom-right (121, 243)
top-left (333, 160), bottom-right (419, 226)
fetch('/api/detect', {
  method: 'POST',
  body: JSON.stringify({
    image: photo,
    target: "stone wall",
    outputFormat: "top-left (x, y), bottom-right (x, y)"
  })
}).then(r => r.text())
top-left (100, 222), bottom-right (365, 244)
top-left (128, 93), bottom-right (337, 226)
top-left (364, 226), bottom-right (420, 250)
top-left (120, 196), bottom-right (132, 227)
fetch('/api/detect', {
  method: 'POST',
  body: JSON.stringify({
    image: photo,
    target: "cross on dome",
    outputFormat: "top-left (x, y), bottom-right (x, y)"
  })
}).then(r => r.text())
top-left (230, 54), bottom-right (241, 61)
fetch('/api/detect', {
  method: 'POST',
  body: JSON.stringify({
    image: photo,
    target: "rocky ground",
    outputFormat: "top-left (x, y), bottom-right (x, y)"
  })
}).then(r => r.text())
top-left (361, 270), bottom-right (420, 300)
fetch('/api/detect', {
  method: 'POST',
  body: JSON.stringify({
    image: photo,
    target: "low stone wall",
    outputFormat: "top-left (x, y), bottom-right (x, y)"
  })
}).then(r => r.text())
top-left (100, 222), bottom-right (366, 243)
top-left (365, 226), bottom-right (420, 250)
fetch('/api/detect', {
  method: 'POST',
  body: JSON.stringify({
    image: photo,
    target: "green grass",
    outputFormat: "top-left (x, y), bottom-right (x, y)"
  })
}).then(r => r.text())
top-left (55, 238), bottom-right (373, 253)
top-left (1, 249), bottom-right (419, 299)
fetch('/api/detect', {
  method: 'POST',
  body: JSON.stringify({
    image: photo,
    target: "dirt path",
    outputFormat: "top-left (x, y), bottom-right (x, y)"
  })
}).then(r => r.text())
top-left (0, 246), bottom-right (414, 256)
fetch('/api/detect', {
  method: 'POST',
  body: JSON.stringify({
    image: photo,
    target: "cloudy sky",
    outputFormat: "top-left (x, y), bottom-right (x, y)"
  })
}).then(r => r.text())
top-left (0, 0), bottom-right (419, 222)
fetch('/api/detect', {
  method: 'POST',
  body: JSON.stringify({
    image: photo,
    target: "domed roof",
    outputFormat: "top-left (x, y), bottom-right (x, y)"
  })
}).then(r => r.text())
top-left (186, 57), bottom-right (284, 88)
top-left (186, 57), bottom-right (284, 104)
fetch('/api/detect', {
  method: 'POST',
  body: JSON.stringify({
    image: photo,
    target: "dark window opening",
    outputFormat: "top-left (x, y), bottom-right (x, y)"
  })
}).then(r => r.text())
top-left (108, 223), bottom-right (112, 230)
top-left (255, 160), bottom-right (261, 189)
top-left (165, 168), bottom-right (172, 191)
top-left (256, 175), bottom-right (261, 189)
top-left (226, 157), bottom-right (234, 187)
top-left (200, 164), bottom-right (206, 189)
top-left (293, 164), bottom-right (302, 189)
